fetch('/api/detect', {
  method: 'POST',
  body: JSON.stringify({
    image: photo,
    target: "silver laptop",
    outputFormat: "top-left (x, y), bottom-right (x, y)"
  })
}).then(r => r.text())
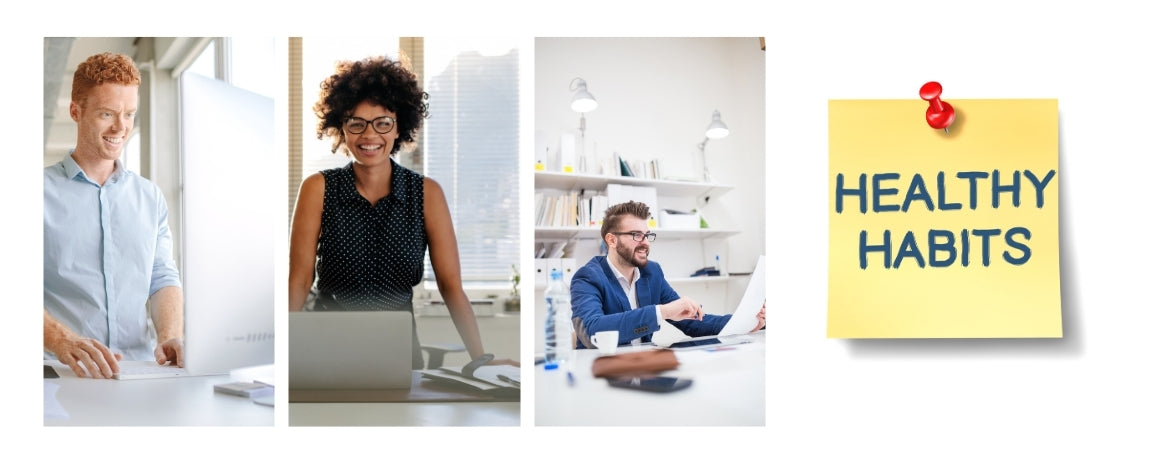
top-left (289, 311), bottom-right (414, 390)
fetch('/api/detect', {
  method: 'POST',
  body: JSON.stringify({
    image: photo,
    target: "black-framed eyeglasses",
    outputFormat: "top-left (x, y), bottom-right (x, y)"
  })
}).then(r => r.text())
top-left (344, 116), bottom-right (396, 134)
top-left (611, 231), bottom-right (657, 242)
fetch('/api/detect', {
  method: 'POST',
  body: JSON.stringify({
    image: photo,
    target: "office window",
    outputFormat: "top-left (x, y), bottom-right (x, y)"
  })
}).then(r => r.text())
top-left (185, 41), bottom-right (216, 80)
top-left (226, 37), bottom-right (276, 99)
top-left (422, 39), bottom-right (520, 283)
top-left (123, 133), bottom-right (140, 174)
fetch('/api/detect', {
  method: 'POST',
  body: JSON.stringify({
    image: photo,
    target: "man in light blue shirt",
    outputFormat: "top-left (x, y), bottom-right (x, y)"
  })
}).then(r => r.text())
top-left (43, 52), bottom-right (184, 379)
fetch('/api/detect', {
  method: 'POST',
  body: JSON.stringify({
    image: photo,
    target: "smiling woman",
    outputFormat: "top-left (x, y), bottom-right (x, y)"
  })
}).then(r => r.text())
top-left (287, 54), bottom-right (518, 370)
top-left (314, 56), bottom-right (427, 158)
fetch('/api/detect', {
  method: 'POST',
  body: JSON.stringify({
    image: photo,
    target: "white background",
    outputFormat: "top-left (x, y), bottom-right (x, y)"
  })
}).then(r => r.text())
top-left (10, 1), bottom-right (1169, 462)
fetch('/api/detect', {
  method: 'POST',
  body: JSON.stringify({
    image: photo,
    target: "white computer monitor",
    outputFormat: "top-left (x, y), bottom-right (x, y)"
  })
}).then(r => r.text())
top-left (177, 72), bottom-right (275, 374)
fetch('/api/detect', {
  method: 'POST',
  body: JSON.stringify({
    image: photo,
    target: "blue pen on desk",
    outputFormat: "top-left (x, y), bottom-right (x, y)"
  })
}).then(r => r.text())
top-left (566, 371), bottom-right (576, 387)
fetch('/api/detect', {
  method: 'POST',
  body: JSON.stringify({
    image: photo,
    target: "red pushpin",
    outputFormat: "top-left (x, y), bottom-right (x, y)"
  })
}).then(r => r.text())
top-left (920, 81), bottom-right (955, 133)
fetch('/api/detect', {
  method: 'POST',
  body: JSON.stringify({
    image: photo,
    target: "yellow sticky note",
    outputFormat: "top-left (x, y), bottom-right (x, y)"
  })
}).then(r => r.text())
top-left (828, 99), bottom-right (1061, 338)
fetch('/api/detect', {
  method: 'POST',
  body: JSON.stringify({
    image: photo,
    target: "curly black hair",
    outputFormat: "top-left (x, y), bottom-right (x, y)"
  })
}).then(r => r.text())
top-left (314, 55), bottom-right (429, 156)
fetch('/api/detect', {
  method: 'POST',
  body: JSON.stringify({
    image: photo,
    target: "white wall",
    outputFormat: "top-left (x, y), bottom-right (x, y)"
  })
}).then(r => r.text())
top-left (533, 38), bottom-right (766, 352)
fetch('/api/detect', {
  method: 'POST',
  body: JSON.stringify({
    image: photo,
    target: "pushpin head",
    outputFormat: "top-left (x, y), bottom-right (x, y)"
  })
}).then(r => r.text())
top-left (920, 81), bottom-right (955, 131)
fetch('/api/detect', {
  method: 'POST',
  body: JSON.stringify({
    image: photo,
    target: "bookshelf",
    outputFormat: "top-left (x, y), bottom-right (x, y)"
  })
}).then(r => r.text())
top-left (534, 171), bottom-right (734, 199)
top-left (534, 170), bottom-right (741, 288)
top-left (534, 226), bottom-right (739, 241)
top-left (534, 274), bottom-right (728, 291)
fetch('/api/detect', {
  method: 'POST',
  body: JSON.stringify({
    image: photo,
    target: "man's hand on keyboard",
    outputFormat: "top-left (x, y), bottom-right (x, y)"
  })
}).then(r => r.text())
top-left (155, 338), bottom-right (184, 367)
top-left (51, 337), bottom-right (122, 379)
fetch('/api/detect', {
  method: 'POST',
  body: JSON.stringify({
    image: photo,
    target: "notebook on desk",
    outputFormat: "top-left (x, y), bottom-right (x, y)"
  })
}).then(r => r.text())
top-left (289, 311), bottom-right (414, 390)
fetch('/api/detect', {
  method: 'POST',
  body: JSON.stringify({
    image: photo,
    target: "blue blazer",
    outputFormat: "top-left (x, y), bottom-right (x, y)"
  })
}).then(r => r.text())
top-left (569, 255), bottom-right (729, 347)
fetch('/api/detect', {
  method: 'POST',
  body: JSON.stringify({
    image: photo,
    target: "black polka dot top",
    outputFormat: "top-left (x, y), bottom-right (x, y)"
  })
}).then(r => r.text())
top-left (314, 160), bottom-right (427, 311)
top-left (311, 160), bottom-right (427, 367)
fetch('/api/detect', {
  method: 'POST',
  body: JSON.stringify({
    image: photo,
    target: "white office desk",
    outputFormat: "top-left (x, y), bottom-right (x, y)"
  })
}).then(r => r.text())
top-left (536, 332), bottom-right (765, 426)
top-left (289, 371), bottom-right (520, 426)
top-left (290, 402), bottom-right (519, 426)
top-left (44, 361), bottom-right (274, 426)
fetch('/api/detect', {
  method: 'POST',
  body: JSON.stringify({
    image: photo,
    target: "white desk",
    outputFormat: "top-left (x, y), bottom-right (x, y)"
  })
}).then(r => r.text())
top-left (44, 361), bottom-right (274, 426)
top-left (536, 332), bottom-right (765, 426)
top-left (290, 402), bottom-right (519, 426)
top-left (288, 371), bottom-right (520, 426)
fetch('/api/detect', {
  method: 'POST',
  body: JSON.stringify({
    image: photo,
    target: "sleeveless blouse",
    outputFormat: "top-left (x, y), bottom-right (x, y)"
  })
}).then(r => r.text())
top-left (311, 160), bottom-right (427, 368)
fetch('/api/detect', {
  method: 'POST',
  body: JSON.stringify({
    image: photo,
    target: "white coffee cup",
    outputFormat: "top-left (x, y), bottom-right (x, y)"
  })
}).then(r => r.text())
top-left (590, 330), bottom-right (619, 355)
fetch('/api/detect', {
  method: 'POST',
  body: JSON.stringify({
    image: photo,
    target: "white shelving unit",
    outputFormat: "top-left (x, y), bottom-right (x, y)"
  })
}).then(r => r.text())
top-left (535, 274), bottom-right (728, 291)
top-left (535, 171), bottom-right (734, 199)
top-left (535, 170), bottom-right (739, 287)
top-left (534, 226), bottom-right (739, 241)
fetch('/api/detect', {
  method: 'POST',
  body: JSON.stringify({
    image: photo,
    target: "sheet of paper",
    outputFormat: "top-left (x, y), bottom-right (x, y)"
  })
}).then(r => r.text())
top-left (44, 381), bottom-right (69, 420)
top-left (827, 99), bottom-right (1061, 338)
top-left (426, 370), bottom-right (500, 391)
top-left (438, 365), bottom-right (520, 388)
top-left (650, 318), bottom-right (689, 346)
top-left (718, 255), bottom-right (767, 336)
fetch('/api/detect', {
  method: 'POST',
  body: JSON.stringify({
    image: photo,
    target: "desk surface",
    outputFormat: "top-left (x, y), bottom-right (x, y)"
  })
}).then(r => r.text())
top-left (44, 361), bottom-right (274, 426)
top-left (291, 371), bottom-right (518, 402)
top-left (290, 402), bottom-right (520, 426)
top-left (536, 332), bottom-right (765, 426)
top-left (289, 370), bottom-right (521, 426)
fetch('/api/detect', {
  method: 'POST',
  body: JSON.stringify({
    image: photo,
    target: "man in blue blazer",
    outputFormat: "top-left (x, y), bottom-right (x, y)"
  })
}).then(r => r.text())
top-left (570, 201), bottom-right (764, 348)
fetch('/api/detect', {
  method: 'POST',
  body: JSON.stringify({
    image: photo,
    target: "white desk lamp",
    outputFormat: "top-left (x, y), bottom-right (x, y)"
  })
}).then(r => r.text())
top-left (698, 109), bottom-right (730, 182)
top-left (569, 77), bottom-right (598, 149)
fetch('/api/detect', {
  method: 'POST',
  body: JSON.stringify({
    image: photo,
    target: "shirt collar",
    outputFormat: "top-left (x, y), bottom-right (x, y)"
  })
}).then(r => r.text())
top-left (342, 159), bottom-right (407, 204)
top-left (63, 153), bottom-right (124, 184)
top-left (606, 253), bottom-right (641, 286)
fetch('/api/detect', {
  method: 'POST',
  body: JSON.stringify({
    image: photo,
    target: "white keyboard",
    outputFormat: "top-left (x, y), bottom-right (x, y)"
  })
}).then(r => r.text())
top-left (114, 363), bottom-right (190, 380)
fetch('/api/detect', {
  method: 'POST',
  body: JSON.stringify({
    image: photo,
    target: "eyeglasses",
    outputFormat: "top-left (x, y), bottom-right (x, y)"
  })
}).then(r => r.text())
top-left (344, 116), bottom-right (396, 134)
top-left (611, 231), bottom-right (657, 242)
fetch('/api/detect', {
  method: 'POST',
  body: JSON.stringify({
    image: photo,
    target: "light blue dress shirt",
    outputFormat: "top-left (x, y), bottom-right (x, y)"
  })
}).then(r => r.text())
top-left (44, 155), bottom-right (182, 361)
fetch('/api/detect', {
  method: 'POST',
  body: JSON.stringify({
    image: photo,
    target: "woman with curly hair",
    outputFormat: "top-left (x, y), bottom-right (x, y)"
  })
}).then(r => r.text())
top-left (289, 55), bottom-right (516, 368)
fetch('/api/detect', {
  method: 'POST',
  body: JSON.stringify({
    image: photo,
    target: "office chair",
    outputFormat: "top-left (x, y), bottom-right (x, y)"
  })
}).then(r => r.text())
top-left (420, 343), bottom-right (467, 369)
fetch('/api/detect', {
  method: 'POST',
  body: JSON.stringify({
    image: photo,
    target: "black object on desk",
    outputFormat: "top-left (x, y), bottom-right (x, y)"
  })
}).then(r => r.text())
top-left (607, 376), bottom-right (693, 393)
top-left (44, 365), bottom-right (60, 379)
top-left (690, 266), bottom-right (720, 277)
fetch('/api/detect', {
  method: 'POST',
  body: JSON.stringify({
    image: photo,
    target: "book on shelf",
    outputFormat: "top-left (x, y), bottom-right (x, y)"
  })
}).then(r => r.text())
top-left (618, 156), bottom-right (633, 177)
top-left (568, 190), bottom-right (579, 226)
top-left (534, 129), bottom-right (548, 171)
top-left (537, 190), bottom-right (618, 228)
top-left (559, 133), bottom-right (576, 173)
top-left (606, 184), bottom-right (658, 221)
top-left (589, 194), bottom-right (608, 226)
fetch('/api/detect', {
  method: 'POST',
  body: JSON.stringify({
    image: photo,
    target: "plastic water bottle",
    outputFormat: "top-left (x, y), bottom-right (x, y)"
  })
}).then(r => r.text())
top-left (544, 269), bottom-right (573, 368)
